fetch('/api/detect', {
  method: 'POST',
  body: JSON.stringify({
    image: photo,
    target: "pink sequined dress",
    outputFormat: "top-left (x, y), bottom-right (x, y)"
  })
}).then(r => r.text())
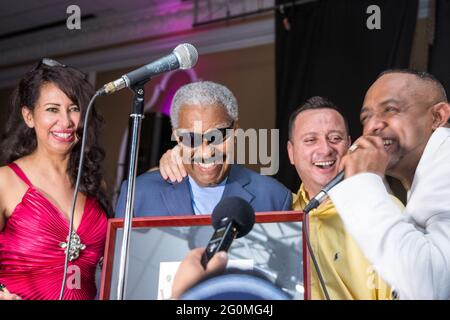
top-left (0, 163), bottom-right (107, 300)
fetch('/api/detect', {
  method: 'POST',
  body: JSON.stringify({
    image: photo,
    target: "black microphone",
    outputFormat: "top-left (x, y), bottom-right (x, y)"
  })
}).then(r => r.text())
top-left (303, 170), bottom-right (345, 214)
top-left (99, 43), bottom-right (198, 95)
top-left (201, 197), bottom-right (255, 268)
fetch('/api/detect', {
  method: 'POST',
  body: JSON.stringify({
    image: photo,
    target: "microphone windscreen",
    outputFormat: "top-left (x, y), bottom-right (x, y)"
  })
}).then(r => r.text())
top-left (174, 43), bottom-right (198, 69)
top-left (211, 197), bottom-right (255, 238)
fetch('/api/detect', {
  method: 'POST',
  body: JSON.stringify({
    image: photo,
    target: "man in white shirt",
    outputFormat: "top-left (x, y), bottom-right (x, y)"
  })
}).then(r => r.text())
top-left (328, 69), bottom-right (450, 299)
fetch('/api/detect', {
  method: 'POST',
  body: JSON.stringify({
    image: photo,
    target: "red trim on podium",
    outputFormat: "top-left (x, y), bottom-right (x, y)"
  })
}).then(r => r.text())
top-left (99, 211), bottom-right (308, 300)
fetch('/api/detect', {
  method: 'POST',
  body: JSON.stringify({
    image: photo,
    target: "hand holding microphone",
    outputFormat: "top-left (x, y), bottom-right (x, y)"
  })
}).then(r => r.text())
top-left (338, 136), bottom-right (390, 179)
top-left (171, 248), bottom-right (228, 300)
top-left (171, 197), bottom-right (255, 299)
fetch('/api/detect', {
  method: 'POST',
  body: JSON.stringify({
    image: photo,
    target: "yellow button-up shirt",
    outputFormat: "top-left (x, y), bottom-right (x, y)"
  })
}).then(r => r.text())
top-left (294, 184), bottom-right (397, 300)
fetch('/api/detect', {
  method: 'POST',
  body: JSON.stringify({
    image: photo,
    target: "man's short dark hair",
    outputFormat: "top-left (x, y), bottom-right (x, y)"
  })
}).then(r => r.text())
top-left (378, 69), bottom-right (449, 124)
top-left (378, 69), bottom-right (448, 102)
top-left (288, 96), bottom-right (350, 141)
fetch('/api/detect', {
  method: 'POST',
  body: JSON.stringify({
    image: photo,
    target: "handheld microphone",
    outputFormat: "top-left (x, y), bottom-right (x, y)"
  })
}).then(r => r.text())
top-left (99, 43), bottom-right (198, 95)
top-left (201, 197), bottom-right (255, 268)
top-left (303, 170), bottom-right (345, 214)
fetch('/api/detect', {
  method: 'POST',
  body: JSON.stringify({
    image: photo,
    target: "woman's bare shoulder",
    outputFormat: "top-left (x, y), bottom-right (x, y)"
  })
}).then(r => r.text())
top-left (0, 165), bottom-right (13, 181)
top-left (0, 166), bottom-right (14, 189)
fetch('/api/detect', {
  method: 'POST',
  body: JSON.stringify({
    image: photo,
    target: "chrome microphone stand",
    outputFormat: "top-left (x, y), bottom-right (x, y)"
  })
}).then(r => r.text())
top-left (116, 82), bottom-right (145, 300)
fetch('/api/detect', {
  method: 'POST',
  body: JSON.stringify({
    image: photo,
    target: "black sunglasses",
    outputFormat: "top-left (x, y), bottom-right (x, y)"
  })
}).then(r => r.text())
top-left (34, 58), bottom-right (87, 79)
top-left (176, 122), bottom-right (235, 148)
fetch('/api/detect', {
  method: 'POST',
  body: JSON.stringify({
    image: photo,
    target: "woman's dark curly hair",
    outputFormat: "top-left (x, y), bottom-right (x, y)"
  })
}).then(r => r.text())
top-left (0, 63), bottom-right (111, 215)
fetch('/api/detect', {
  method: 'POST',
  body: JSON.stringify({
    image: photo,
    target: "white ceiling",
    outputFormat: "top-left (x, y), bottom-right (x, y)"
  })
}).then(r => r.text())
top-left (0, 0), bottom-right (275, 88)
top-left (0, 0), bottom-right (429, 39)
top-left (0, 0), bottom-right (183, 37)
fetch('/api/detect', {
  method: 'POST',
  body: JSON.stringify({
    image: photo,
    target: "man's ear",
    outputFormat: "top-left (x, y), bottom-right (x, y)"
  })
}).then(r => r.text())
top-left (287, 140), bottom-right (295, 165)
top-left (21, 106), bottom-right (34, 128)
top-left (431, 102), bottom-right (450, 129)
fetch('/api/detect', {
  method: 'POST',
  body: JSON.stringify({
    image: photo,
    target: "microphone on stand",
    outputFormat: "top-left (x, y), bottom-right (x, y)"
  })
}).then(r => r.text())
top-left (113, 43), bottom-right (197, 300)
top-left (300, 170), bottom-right (346, 300)
top-left (99, 43), bottom-right (198, 95)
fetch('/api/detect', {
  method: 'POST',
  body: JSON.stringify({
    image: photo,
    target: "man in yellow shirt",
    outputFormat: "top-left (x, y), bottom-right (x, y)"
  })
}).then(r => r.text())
top-left (287, 96), bottom-right (396, 299)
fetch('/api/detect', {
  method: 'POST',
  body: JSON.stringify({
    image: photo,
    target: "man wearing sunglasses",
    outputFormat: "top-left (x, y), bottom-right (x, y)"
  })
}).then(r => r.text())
top-left (115, 81), bottom-right (292, 217)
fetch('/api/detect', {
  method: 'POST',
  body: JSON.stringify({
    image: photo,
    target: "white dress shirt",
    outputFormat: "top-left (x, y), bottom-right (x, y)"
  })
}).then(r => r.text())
top-left (328, 127), bottom-right (450, 299)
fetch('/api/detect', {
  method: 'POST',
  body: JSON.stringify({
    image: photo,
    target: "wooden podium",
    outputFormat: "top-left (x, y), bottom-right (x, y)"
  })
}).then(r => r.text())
top-left (99, 211), bottom-right (310, 300)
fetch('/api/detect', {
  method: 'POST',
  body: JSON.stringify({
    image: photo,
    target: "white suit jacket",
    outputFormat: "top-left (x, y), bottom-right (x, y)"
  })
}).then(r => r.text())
top-left (328, 127), bottom-right (450, 299)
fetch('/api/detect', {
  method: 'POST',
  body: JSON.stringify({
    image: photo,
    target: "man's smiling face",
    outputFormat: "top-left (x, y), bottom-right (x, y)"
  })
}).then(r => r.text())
top-left (288, 108), bottom-right (350, 197)
top-left (361, 73), bottom-right (437, 180)
top-left (176, 103), bottom-right (235, 187)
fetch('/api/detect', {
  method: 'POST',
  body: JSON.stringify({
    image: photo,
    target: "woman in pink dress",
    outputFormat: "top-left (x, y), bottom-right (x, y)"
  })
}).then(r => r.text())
top-left (0, 59), bottom-right (109, 300)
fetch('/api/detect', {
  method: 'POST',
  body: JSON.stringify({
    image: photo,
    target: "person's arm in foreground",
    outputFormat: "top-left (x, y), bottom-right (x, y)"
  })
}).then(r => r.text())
top-left (171, 248), bottom-right (228, 299)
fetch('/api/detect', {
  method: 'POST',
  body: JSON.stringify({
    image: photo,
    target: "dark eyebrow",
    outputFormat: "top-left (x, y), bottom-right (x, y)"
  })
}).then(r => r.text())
top-left (299, 132), bottom-right (317, 138)
top-left (44, 102), bottom-right (77, 107)
top-left (361, 99), bottom-right (401, 115)
top-left (379, 98), bottom-right (401, 106)
top-left (360, 106), bottom-right (370, 116)
top-left (328, 130), bottom-right (345, 135)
